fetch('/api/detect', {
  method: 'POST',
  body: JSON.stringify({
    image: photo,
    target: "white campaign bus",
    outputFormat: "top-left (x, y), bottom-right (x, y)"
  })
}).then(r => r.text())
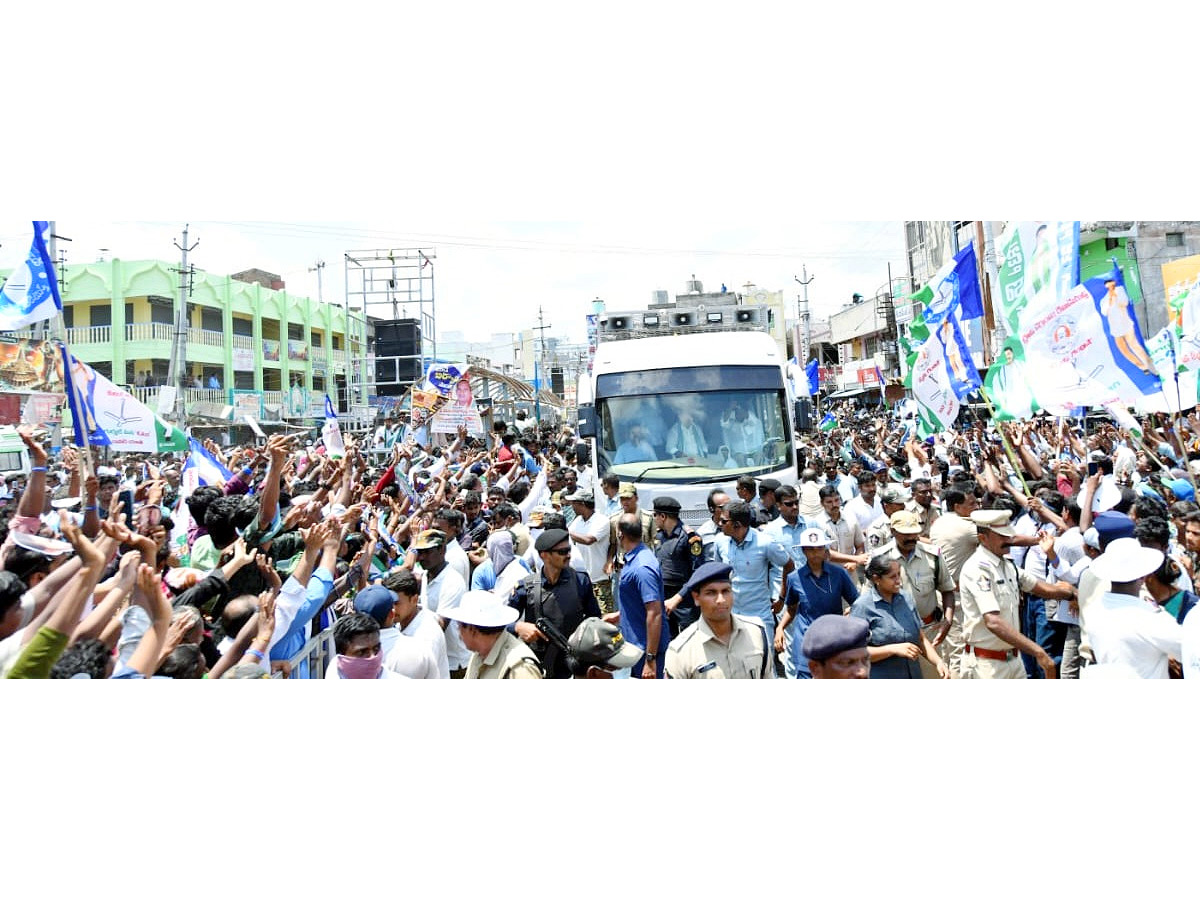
top-left (577, 326), bottom-right (797, 527)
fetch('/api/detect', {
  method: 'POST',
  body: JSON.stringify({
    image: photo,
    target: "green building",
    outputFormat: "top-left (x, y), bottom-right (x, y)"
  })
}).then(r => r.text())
top-left (4, 258), bottom-right (370, 428)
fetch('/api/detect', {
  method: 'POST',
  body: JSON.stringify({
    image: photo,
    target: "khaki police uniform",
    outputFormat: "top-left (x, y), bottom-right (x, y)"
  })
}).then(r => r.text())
top-left (664, 612), bottom-right (775, 679)
top-left (906, 498), bottom-right (941, 536)
top-left (957, 544), bottom-right (1039, 679)
top-left (928, 511), bottom-right (980, 673)
top-left (467, 630), bottom-right (544, 679)
top-left (863, 519), bottom-right (894, 556)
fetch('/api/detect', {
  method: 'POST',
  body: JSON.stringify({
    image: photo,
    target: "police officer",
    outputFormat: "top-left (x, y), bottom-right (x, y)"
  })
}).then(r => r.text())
top-left (958, 509), bottom-right (1075, 679)
top-left (653, 495), bottom-right (705, 637)
top-left (863, 485), bottom-right (912, 555)
top-left (802, 614), bottom-right (871, 679)
top-left (665, 562), bottom-right (775, 679)
top-left (878, 509), bottom-right (957, 677)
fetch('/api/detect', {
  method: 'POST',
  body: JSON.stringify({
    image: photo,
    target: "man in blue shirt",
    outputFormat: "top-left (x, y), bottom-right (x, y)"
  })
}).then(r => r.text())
top-left (776, 527), bottom-right (859, 678)
top-left (762, 484), bottom-right (817, 676)
top-left (612, 512), bottom-right (667, 678)
top-left (715, 501), bottom-right (792, 649)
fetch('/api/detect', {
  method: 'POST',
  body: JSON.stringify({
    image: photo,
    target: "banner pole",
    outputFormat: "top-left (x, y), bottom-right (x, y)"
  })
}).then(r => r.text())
top-left (978, 386), bottom-right (1029, 495)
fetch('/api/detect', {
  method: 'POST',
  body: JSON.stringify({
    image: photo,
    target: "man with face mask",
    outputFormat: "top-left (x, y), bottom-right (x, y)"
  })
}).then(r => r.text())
top-left (328, 612), bottom-right (401, 679)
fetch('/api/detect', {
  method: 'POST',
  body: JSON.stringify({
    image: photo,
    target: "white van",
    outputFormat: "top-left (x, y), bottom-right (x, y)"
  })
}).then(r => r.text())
top-left (0, 426), bottom-right (31, 479)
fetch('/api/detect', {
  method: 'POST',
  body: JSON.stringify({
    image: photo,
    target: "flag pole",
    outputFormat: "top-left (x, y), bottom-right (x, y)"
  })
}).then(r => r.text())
top-left (977, 386), bottom-right (1029, 495)
top-left (1170, 408), bottom-right (1199, 497)
top-left (41, 229), bottom-right (93, 480)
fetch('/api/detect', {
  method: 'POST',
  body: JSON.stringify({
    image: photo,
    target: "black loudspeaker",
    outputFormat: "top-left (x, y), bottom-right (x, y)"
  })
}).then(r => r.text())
top-left (550, 367), bottom-right (564, 395)
top-left (795, 398), bottom-right (813, 432)
top-left (374, 319), bottom-right (421, 358)
top-left (375, 357), bottom-right (423, 395)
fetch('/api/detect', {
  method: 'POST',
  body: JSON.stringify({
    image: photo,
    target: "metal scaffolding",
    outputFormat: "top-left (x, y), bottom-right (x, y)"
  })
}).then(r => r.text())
top-left (343, 248), bottom-right (437, 404)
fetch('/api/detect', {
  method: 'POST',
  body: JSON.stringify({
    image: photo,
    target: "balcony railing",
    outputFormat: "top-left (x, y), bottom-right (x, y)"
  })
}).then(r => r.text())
top-left (188, 328), bottom-right (226, 348)
top-left (311, 347), bottom-right (327, 364)
top-left (66, 326), bottom-right (111, 344)
top-left (129, 387), bottom-right (231, 409)
top-left (231, 334), bottom-right (254, 350)
top-left (262, 390), bottom-right (285, 409)
top-left (125, 322), bottom-right (175, 342)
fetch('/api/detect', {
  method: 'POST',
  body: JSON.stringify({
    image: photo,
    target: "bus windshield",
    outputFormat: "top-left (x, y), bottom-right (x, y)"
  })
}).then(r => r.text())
top-left (594, 368), bottom-right (793, 482)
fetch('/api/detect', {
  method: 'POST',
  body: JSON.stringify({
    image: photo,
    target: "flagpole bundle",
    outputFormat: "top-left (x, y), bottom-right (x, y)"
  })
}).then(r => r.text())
top-left (978, 386), bottom-right (1030, 496)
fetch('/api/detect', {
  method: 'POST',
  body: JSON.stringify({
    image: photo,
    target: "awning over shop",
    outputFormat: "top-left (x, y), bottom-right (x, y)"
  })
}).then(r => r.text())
top-left (826, 386), bottom-right (877, 399)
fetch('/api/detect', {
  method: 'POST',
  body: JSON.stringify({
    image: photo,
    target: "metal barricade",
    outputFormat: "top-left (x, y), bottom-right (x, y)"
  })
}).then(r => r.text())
top-left (277, 627), bottom-right (336, 679)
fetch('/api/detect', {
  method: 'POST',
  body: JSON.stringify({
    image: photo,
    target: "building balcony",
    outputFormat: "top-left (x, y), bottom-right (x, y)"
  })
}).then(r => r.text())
top-left (124, 323), bottom-right (176, 343)
top-left (66, 326), bottom-right (113, 345)
top-left (231, 334), bottom-right (255, 350)
top-left (129, 387), bottom-right (231, 408)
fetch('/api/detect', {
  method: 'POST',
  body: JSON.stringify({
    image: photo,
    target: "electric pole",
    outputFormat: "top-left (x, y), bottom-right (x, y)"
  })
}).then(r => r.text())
top-left (531, 306), bottom-right (551, 424)
top-left (168, 225), bottom-right (199, 424)
top-left (309, 259), bottom-right (325, 305)
top-left (794, 266), bottom-right (815, 362)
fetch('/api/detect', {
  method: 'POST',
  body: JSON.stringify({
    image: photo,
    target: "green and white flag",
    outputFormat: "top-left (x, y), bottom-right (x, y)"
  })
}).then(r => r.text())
top-left (983, 337), bottom-right (1039, 421)
top-left (909, 330), bottom-right (961, 437)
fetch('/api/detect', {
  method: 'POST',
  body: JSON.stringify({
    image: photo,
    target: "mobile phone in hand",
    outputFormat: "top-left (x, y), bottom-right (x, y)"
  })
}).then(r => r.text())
top-left (119, 489), bottom-right (135, 525)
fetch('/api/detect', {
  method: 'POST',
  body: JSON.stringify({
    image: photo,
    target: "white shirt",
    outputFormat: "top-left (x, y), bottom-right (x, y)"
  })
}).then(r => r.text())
top-left (444, 539), bottom-right (471, 589)
top-left (1183, 605), bottom-right (1200, 679)
top-left (420, 564), bottom-right (469, 671)
top-left (1087, 590), bottom-right (1184, 679)
top-left (401, 607), bottom-right (450, 679)
top-left (376, 625), bottom-right (441, 679)
top-left (568, 509), bottom-right (610, 583)
top-left (843, 495), bottom-right (883, 535)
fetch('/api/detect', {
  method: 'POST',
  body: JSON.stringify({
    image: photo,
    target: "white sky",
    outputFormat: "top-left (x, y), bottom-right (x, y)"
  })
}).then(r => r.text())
top-left (0, 219), bottom-right (908, 346)
top-left (3, 5), bottom-right (1181, 353)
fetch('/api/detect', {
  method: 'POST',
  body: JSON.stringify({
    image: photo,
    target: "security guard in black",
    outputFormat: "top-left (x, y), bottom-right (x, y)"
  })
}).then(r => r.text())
top-left (510, 528), bottom-right (601, 678)
top-left (652, 496), bottom-right (705, 637)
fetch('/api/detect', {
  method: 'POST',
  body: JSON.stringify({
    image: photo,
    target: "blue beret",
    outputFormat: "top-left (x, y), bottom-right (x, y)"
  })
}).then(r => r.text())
top-left (1092, 511), bottom-right (1135, 549)
top-left (801, 614), bottom-right (870, 662)
top-left (679, 561), bottom-right (733, 600)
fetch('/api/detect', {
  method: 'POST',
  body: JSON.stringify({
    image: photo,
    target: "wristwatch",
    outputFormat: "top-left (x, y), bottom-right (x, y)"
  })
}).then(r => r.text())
top-left (645, 652), bottom-right (657, 661)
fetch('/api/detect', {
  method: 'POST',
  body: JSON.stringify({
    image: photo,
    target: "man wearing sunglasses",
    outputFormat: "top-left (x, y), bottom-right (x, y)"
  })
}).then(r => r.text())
top-left (509, 528), bottom-right (600, 679)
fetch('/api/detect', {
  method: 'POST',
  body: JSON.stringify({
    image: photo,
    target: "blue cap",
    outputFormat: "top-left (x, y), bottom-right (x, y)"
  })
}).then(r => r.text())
top-left (353, 585), bottom-right (398, 626)
top-left (801, 614), bottom-right (870, 662)
top-left (1166, 478), bottom-right (1195, 502)
top-left (679, 561), bottom-right (733, 601)
top-left (1092, 511), bottom-right (1135, 550)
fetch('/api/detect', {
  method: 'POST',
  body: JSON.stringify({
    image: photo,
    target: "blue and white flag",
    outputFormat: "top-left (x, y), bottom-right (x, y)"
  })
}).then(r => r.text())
top-left (818, 412), bottom-right (838, 432)
top-left (909, 242), bottom-right (985, 332)
top-left (0, 222), bottom-right (63, 330)
top-left (322, 394), bottom-right (345, 459)
top-left (182, 437), bottom-right (233, 493)
top-left (805, 359), bottom-right (820, 396)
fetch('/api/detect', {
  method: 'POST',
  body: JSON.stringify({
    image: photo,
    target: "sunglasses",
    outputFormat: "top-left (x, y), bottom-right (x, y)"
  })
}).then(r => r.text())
top-left (547, 547), bottom-right (571, 557)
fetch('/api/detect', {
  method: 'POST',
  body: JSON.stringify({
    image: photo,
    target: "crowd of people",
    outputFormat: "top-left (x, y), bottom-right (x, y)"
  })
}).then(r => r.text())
top-left (2, 397), bottom-right (1198, 680)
